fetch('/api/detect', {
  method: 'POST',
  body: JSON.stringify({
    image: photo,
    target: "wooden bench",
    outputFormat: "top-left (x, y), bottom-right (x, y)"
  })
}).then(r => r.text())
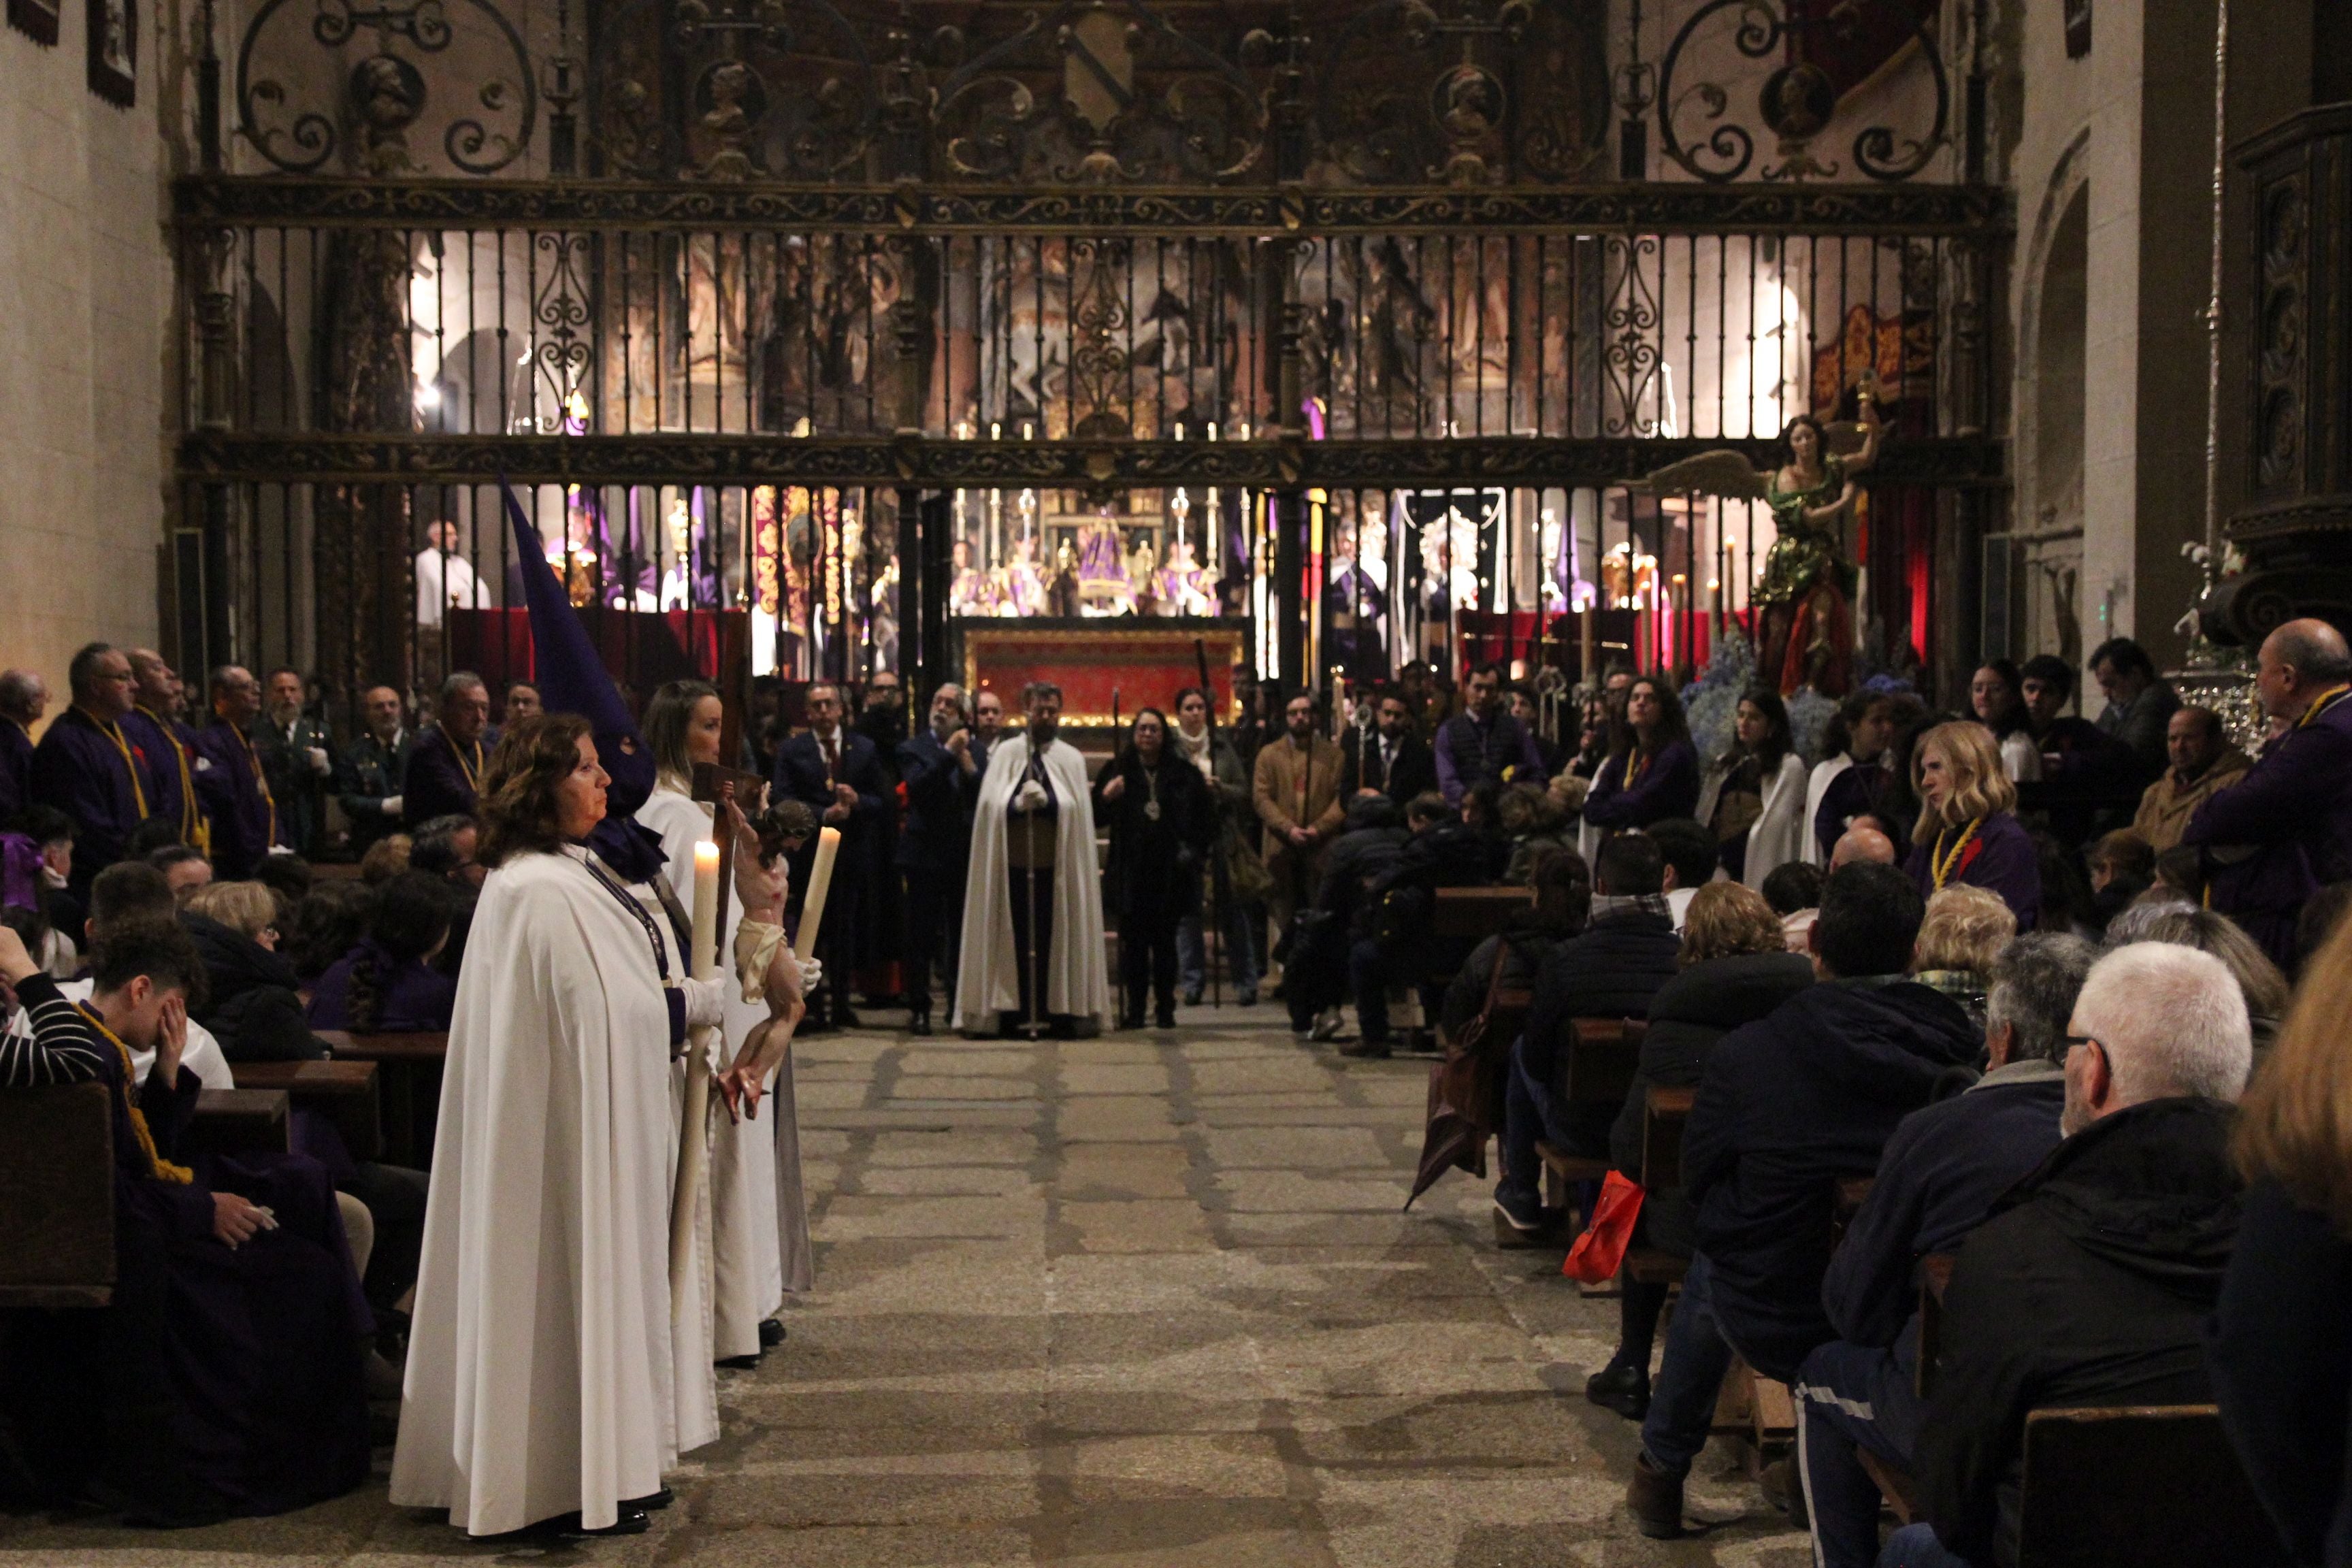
top-left (187, 1088), bottom-right (292, 1155)
top-left (0, 1081), bottom-right (116, 1309)
top-left (2017, 1405), bottom-right (2289, 1567)
top-left (1418, 887), bottom-right (1535, 1039)
top-left (1534, 1017), bottom-right (1647, 1205)
top-left (314, 1030), bottom-right (448, 1167)
top-left (230, 1059), bottom-right (385, 1163)
top-left (1625, 1083), bottom-right (1693, 1286)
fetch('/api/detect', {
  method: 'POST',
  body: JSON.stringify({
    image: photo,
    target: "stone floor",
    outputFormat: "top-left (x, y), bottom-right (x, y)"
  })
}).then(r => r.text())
top-left (1, 1003), bottom-right (1810, 1566)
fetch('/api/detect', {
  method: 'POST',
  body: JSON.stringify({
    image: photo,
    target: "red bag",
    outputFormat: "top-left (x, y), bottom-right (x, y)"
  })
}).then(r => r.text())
top-left (1563, 1171), bottom-right (1645, 1283)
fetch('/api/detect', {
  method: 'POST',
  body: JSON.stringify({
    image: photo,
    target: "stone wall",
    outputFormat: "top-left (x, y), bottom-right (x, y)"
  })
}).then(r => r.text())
top-left (0, 8), bottom-right (169, 712)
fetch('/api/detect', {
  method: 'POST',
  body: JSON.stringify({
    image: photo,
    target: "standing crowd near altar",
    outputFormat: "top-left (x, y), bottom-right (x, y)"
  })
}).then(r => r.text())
top-left (4, 612), bottom-right (2352, 1564)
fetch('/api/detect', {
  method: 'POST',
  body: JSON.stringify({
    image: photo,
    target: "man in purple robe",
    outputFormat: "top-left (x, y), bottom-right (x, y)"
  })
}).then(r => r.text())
top-left (191, 666), bottom-right (286, 879)
top-left (2183, 617), bottom-right (2352, 968)
top-left (0, 668), bottom-right (46, 827)
top-left (122, 648), bottom-right (221, 854)
top-left (29, 643), bottom-right (159, 898)
top-left (401, 671), bottom-right (493, 830)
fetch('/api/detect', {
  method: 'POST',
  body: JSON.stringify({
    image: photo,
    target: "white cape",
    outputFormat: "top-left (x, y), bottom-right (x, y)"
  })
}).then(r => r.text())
top-left (1695, 752), bottom-right (1810, 892)
top-left (952, 734), bottom-right (1111, 1032)
top-left (638, 785), bottom-right (814, 1358)
top-left (1800, 755), bottom-right (1855, 867)
top-left (390, 847), bottom-right (716, 1535)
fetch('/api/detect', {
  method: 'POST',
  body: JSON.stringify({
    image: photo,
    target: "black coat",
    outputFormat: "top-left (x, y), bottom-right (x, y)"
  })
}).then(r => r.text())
top-left (2207, 1177), bottom-right (2352, 1568)
top-left (1608, 951), bottom-right (1814, 1255)
top-left (1685, 977), bottom-right (1979, 1380)
top-left (401, 724), bottom-right (488, 830)
top-left (1092, 749), bottom-right (1211, 925)
top-left (1520, 906), bottom-right (1682, 1092)
top-left (772, 728), bottom-right (887, 966)
top-left (184, 913), bottom-right (327, 1063)
top-left (1918, 1098), bottom-right (2242, 1567)
top-left (337, 728), bottom-right (412, 855)
top-left (1339, 730), bottom-right (1437, 805)
top-left (896, 728), bottom-right (977, 875)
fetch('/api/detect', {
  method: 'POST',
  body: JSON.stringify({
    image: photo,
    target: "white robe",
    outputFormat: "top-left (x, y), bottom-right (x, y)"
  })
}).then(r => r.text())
top-left (637, 785), bottom-right (814, 1360)
top-left (952, 734), bottom-right (1111, 1033)
top-left (1800, 755), bottom-right (1855, 867)
top-left (1690, 751), bottom-right (1810, 893)
top-left (391, 847), bottom-right (723, 1536)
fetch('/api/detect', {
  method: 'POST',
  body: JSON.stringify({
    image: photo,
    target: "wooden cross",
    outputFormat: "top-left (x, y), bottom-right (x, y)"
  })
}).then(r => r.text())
top-left (691, 761), bottom-right (768, 962)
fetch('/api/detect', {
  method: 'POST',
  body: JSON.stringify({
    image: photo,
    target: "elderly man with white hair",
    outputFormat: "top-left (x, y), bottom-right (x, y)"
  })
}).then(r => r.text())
top-left (1897, 942), bottom-right (2252, 1568)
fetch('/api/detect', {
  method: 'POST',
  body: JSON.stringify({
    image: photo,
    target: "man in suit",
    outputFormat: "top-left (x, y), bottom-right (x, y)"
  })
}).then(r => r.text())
top-left (897, 682), bottom-right (981, 1035)
top-left (773, 680), bottom-right (886, 1029)
top-left (402, 672), bottom-right (493, 830)
top-left (1340, 689), bottom-right (1437, 805)
top-left (338, 685), bottom-right (413, 859)
top-left (0, 668), bottom-right (44, 826)
top-left (253, 667), bottom-right (336, 857)
top-left (1252, 691), bottom-right (1345, 988)
top-left (1435, 662), bottom-right (1547, 806)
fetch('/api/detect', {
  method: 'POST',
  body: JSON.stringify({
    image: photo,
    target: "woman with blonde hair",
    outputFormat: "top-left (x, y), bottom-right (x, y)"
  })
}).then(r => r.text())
top-left (2208, 913), bottom-right (2352, 1565)
top-left (1908, 883), bottom-right (2016, 1033)
top-left (1903, 720), bottom-right (2042, 929)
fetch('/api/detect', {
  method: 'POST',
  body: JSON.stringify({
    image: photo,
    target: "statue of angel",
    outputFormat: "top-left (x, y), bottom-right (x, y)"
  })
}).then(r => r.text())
top-left (1633, 373), bottom-right (1884, 696)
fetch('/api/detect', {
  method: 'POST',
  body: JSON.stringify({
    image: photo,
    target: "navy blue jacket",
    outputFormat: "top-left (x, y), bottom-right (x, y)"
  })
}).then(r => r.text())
top-left (1821, 1063), bottom-right (2066, 1350)
top-left (1520, 905), bottom-right (1682, 1093)
top-left (896, 729), bottom-right (977, 875)
top-left (1686, 976), bottom-right (1980, 1380)
top-left (402, 724), bottom-right (489, 830)
top-left (1583, 737), bottom-right (1702, 832)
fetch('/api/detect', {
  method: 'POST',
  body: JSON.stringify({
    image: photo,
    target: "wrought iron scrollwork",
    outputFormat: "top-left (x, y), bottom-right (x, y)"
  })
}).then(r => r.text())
top-left (1656, 0), bottom-right (1948, 185)
top-left (237, 0), bottom-right (534, 174)
top-left (530, 231), bottom-right (595, 433)
top-left (592, 0), bottom-right (875, 180)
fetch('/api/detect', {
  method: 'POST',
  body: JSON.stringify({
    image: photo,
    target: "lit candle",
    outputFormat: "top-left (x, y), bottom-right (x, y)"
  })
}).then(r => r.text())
top-left (690, 840), bottom-right (720, 981)
top-left (670, 836), bottom-right (723, 1290)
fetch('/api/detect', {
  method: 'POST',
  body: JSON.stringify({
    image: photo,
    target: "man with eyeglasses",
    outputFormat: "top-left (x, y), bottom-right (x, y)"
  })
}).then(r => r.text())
top-left (1897, 941), bottom-right (2253, 1568)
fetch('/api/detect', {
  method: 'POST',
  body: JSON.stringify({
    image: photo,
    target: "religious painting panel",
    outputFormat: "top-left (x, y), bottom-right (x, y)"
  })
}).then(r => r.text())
top-left (85, 0), bottom-right (131, 104)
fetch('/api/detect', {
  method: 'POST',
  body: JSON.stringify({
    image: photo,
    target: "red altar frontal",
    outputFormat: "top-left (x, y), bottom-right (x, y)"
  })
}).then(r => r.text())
top-left (445, 608), bottom-right (749, 702)
top-left (954, 619), bottom-right (1250, 728)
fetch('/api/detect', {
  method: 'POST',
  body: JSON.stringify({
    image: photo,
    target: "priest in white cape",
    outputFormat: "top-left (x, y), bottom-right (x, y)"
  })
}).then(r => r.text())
top-left (953, 680), bottom-right (1111, 1036)
top-left (636, 678), bottom-right (815, 1360)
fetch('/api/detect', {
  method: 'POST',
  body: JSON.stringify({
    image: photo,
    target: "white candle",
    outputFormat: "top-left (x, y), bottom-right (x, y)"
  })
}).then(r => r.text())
top-left (690, 840), bottom-right (720, 981)
top-left (671, 838), bottom-right (723, 1290)
top-left (794, 825), bottom-right (842, 964)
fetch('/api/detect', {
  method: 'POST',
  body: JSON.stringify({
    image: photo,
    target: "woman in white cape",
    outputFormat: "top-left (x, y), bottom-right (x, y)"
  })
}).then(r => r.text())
top-left (391, 715), bottom-right (782, 1539)
top-left (1693, 689), bottom-right (1810, 892)
top-left (636, 679), bottom-right (814, 1360)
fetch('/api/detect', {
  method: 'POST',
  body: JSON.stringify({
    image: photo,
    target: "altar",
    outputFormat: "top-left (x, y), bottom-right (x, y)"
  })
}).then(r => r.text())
top-left (955, 619), bottom-right (1250, 730)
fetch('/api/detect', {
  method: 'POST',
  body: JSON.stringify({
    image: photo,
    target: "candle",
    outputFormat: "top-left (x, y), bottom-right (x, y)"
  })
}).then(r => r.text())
top-left (794, 826), bottom-right (842, 964)
top-left (671, 837), bottom-right (724, 1290)
top-left (690, 840), bottom-right (719, 982)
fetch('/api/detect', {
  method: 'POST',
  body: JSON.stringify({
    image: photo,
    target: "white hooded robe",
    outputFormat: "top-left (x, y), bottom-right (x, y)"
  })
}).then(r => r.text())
top-left (952, 733), bottom-right (1111, 1033)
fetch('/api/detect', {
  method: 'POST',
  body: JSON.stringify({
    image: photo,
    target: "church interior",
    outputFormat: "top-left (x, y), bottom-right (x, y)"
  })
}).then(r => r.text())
top-left (5, 0), bottom-right (2352, 1561)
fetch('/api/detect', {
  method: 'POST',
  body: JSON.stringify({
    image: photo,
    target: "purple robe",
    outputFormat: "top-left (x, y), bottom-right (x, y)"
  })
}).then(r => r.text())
top-left (191, 721), bottom-right (284, 878)
top-left (1905, 809), bottom-right (2042, 931)
top-left (304, 942), bottom-right (459, 1033)
top-left (2183, 688), bottom-right (2352, 966)
top-left (1583, 736), bottom-right (1703, 831)
top-left (0, 715), bottom-right (31, 826)
top-left (399, 723), bottom-right (486, 830)
top-left (29, 706), bottom-right (159, 889)
top-left (122, 708), bottom-right (212, 848)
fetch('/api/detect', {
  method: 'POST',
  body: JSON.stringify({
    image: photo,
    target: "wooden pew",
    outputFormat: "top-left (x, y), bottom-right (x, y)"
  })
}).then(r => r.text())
top-left (314, 1030), bottom-right (448, 1167)
top-left (1850, 1251), bottom-right (1960, 1523)
top-left (1534, 1017), bottom-right (1647, 1209)
top-left (230, 1059), bottom-right (384, 1162)
top-left (1419, 887), bottom-right (1534, 1046)
top-left (0, 1081), bottom-right (116, 1309)
top-left (187, 1088), bottom-right (292, 1155)
top-left (1625, 1084), bottom-right (1693, 1286)
top-left (2016, 1405), bottom-right (2289, 1567)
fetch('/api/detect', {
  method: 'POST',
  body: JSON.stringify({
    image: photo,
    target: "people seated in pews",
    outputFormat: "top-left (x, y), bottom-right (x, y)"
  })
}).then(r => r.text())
top-left (2083, 828), bottom-right (2155, 932)
top-left (252, 851), bottom-right (312, 930)
top-left (1284, 793), bottom-right (1408, 1041)
top-left (1647, 818), bottom-right (1717, 933)
top-left (0, 666), bottom-right (44, 825)
top-left (282, 878), bottom-right (374, 987)
top-left (29, 642), bottom-right (157, 904)
top-left (191, 666), bottom-right (289, 879)
top-left (182, 880), bottom-right (327, 1064)
top-left (2209, 911), bottom-right (2352, 1568)
top-left (1492, 833), bottom-right (1681, 1237)
top-left (1627, 862), bottom-right (1978, 1539)
top-left (2129, 704), bottom-right (2247, 854)
top-left (0, 917), bottom-right (374, 1524)
top-left (1497, 782), bottom-right (1572, 886)
top-left (1340, 789), bottom-right (1497, 1059)
top-left (1762, 860), bottom-right (1825, 953)
top-left (2183, 618), bottom-right (2352, 971)
top-left (304, 870), bottom-right (457, 1034)
top-left (145, 840), bottom-right (212, 901)
top-left (11, 805), bottom-right (82, 975)
top-left (393, 714), bottom-right (792, 1539)
top-left (1583, 675), bottom-right (1701, 835)
top-left (401, 672), bottom-right (493, 831)
top-left (1970, 661), bottom-right (2038, 785)
top-left (1171, 684), bottom-right (1260, 1009)
top-left (1435, 664), bottom-right (1547, 807)
top-left (1904, 721), bottom-right (2042, 931)
top-left (1901, 942), bottom-right (2253, 1568)
top-left (1806, 691), bottom-right (1919, 867)
top-left (1796, 931), bottom-right (2096, 1568)
top-left (1588, 881), bottom-right (1812, 1421)
top-left (1908, 885), bottom-right (2017, 1036)
top-left (337, 684), bottom-right (412, 859)
top-left (2087, 636), bottom-right (2182, 786)
top-left (1094, 707), bottom-right (1214, 1030)
top-left (1695, 689), bottom-right (1809, 889)
top-left (1437, 849), bottom-right (1591, 1047)
top-left (408, 811), bottom-right (485, 889)
top-left (1340, 687), bottom-right (1438, 806)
